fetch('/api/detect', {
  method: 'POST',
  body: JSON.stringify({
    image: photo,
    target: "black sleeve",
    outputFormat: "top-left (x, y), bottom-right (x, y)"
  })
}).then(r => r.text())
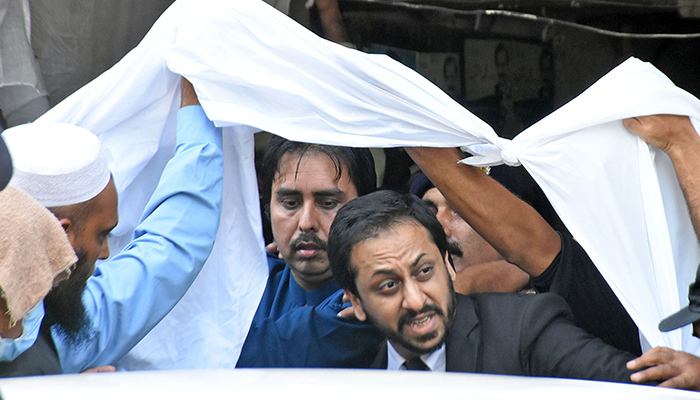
top-left (520, 293), bottom-right (647, 384)
top-left (531, 232), bottom-right (641, 356)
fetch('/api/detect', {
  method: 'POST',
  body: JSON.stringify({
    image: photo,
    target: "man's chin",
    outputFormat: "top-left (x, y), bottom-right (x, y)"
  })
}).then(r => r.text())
top-left (389, 331), bottom-right (446, 359)
top-left (43, 276), bottom-right (92, 344)
top-left (289, 254), bottom-right (330, 273)
top-left (378, 319), bottom-right (447, 358)
top-left (44, 289), bottom-right (91, 343)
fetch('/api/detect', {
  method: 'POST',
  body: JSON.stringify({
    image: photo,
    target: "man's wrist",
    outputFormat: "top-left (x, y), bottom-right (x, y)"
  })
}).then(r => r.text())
top-left (181, 78), bottom-right (201, 108)
top-left (665, 121), bottom-right (700, 160)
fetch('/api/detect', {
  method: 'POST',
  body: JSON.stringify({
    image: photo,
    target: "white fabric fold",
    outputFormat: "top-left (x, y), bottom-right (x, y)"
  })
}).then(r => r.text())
top-left (461, 58), bottom-right (700, 351)
top-left (36, 0), bottom-right (700, 369)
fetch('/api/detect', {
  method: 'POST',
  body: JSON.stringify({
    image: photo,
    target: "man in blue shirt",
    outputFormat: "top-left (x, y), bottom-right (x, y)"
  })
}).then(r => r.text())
top-left (236, 136), bottom-right (383, 367)
top-left (0, 78), bottom-right (224, 375)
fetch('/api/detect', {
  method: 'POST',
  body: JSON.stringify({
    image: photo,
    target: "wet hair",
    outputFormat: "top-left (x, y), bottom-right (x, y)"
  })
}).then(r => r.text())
top-left (260, 135), bottom-right (376, 212)
top-left (328, 190), bottom-right (448, 297)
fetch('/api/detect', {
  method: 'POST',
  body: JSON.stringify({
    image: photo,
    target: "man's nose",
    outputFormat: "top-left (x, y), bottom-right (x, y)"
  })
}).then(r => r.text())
top-left (402, 279), bottom-right (427, 311)
top-left (298, 202), bottom-right (319, 232)
top-left (98, 239), bottom-right (110, 260)
top-left (436, 209), bottom-right (452, 238)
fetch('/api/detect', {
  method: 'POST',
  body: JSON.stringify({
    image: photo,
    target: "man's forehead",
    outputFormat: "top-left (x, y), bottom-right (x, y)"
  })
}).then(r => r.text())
top-left (351, 223), bottom-right (436, 269)
top-left (273, 152), bottom-right (357, 192)
top-left (277, 151), bottom-right (339, 175)
top-left (422, 188), bottom-right (448, 206)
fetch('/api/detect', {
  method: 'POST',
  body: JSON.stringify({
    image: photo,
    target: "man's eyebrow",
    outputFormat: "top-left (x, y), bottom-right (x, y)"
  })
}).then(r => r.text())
top-left (410, 253), bottom-right (427, 270)
top-left (422, 199), bottom-right (436, 208)
top-left (370, 254), bottom-right (427, 278)
top-left (371, 268), bottom-right (397, 278)
top-left (275, 188), bottom-right (301, 197)
top-left (313, 188), bottom-right (347, 198)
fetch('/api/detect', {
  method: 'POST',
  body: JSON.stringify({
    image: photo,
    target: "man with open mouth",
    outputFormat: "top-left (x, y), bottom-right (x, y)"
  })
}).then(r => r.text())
top-left (328, 190), bottom-right (654, 384)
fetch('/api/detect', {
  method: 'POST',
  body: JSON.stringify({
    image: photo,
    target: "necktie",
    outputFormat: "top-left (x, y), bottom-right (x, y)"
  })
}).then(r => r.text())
top-left (402, 357), bottom-right (429, 371)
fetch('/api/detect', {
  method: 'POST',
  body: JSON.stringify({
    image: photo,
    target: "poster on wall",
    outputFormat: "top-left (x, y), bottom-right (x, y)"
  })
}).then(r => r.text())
top-left (462, 39), bottom-right (554, 138)
top-left (368, 44), bottom-right (462, 101)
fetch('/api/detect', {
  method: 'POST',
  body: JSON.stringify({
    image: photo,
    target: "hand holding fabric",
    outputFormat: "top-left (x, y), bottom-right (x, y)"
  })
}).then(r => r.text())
top-left (80, 365), bottom-right (117, 373)
top-left (624, 114), bottom-right (700, 243)
top-left (181, 78), bottom-right (201, 108)
top-left (623, 114), bottom-right (697, 156)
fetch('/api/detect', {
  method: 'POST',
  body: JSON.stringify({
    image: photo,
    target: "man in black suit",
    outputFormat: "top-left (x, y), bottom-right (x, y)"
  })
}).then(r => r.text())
top-left (328, 190), bottom-right (644, 383)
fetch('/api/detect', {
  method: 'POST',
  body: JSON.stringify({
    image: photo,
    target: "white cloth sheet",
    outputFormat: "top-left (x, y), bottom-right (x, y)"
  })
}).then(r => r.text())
top-left (36, 0), bottom-right (700, 369)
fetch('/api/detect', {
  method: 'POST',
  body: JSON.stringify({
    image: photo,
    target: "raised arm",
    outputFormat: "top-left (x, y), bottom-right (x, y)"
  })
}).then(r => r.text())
top-left (315, 0), bottom-right (349, 44)
top-left (623, 115), bottom-right (700, 242)
top-left (55, 78), bottom-right (224, 372)
top-left (404, 147), bottom-right (560, 277)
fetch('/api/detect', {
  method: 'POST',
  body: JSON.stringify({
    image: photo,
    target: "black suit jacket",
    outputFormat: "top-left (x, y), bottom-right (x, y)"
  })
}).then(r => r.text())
top-left (371, 292), bottom-right (637, 384)
top-left (0, 318), bottom-right (61, 377)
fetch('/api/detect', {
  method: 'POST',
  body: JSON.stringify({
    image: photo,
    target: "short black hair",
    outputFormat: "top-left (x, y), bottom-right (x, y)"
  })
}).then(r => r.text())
top-left (328, 190), bottom-right (448, 297)
top-left (260, 135), bottom-right (376, 210)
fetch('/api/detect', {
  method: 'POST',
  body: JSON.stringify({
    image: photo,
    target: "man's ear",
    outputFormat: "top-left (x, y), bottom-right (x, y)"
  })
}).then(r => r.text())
top-left (344, 289), bottom-right (367, 322)
top-left (444, 253), bottom-right (456, 282)
top-left (58, 218), bottom-right (77, 247)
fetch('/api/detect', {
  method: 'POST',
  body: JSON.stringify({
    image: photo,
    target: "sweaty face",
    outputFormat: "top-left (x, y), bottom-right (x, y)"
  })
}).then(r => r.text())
top-left (47, 179), bottom-right (119, 338)
top-left (270, 153), bottom-right (358, 291)
top-left (347, 222), bottom-right (456, 360)
top-left (422, 188), bottom-right (501, 273)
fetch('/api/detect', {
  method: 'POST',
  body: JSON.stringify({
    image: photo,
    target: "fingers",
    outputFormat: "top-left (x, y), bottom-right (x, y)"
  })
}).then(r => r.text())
top-left (627, 346), bottom-right (672, 370)
top-left (630, 363), bottom-right (678, 384)
top-left (337, 305), bottom-right (357, 319)
top-left (622, 117), bottom-right (642, 133)
top-left (81, 365), bottom-right (116, 373)
top-left (265, 242), bottom-right (283, 259)
top-left (628, 347), bottom-right (700, 390)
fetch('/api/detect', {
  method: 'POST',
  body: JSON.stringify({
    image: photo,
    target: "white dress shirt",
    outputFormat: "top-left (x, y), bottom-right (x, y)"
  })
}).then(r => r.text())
top-left (386, 342), bottom-right (446, 372)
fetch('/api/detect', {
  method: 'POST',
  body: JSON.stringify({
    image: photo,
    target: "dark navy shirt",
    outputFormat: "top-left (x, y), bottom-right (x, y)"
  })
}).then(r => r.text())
top-left (236, 253), bottom-right (383, 368)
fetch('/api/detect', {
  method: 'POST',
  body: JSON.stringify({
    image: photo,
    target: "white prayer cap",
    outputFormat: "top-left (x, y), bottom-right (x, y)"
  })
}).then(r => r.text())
top-left (2, 122), bottom-right (111, 207)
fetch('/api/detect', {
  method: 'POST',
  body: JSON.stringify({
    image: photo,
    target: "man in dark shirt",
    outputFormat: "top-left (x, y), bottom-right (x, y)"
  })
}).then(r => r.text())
top-left (236, 137), bottom-right (383, 367)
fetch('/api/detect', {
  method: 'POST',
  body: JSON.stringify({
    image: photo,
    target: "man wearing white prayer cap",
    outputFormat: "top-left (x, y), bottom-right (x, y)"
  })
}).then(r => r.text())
top-left (2, 122), bottom-right (118, 374)
top-left (0, 78), bottom-right (224, 376)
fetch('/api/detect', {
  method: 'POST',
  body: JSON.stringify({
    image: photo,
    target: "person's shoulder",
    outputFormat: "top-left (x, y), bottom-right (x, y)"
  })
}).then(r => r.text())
top-left (466, 292), bottom-right (568, 311)
top-left (266, 252), bottom-right (288, 274)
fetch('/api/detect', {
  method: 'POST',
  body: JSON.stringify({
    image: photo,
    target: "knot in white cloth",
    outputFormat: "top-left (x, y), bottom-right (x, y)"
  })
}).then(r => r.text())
top-left (500, 148), bottom-right (521, 167)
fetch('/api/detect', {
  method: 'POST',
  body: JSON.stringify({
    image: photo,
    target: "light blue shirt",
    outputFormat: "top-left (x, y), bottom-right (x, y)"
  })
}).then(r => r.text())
top-left (387, 342), bottom-right (446, 372)
top-left (53, 106), bottom-right (224, 373)
top-left (0, 302), bottom-right (45, 362)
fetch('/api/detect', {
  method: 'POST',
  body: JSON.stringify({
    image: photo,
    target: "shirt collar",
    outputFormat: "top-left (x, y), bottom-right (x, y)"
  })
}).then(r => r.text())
top-left (286, 265), bottom-right (340, 307)
top-left (386, 341), bottom-right (446, 372)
